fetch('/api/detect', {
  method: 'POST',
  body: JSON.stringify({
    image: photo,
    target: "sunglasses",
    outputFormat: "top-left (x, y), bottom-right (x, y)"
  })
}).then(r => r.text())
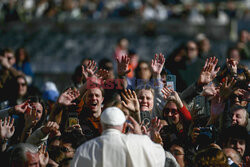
top-left (18, 82), bottom-right (27, 86)
top-left (7, 56), bottom-right (14, 60)
top-left (163, 108), bottom-right (178, 115)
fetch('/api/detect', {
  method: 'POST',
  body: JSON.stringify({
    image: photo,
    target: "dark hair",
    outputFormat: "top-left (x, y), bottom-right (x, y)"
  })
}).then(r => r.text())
top-left (60, 130), bottom-right (86, 150)
top-left (221, 125), bottom-right (248, 146)
top-left (134, 60), bottom-right (151, 79)
top-left (226, 47), bottom-right (239, 59)
top-left (98, 58), bottom-right (113, 70)
top-left (27, 96), bottom-right (47, 130)
top-left (15, 47), bottom-right (30, 63)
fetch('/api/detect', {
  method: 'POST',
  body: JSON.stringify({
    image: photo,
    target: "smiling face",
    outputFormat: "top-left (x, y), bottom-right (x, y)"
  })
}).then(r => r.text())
top-left (17, 77), bottom-right (27, 97)
top-left (227, 138), bottom-right (246, 156)
top-left (30, 102), bottom-right (43, 122)
top-left (231, 109), bottom-right (247, 127)
top-left (85, 88), bottom-right (104, 115)
top-left (137, 89), bottom-right (154, 112)
top-left (163, 101), bottom-right (180, 125)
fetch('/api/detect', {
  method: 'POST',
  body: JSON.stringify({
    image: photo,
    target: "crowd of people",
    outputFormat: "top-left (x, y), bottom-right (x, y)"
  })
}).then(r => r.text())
top-left (0, 28), bottom-right (249, 166)
top-left (0, 0), bottom-right (250, 22)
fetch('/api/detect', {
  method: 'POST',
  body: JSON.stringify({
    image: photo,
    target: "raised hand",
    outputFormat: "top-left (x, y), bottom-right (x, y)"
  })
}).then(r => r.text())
top-left (161, 86), bottom-right (183, 108)
top-left (116, 55), bottom-right (130, 76)
top-left (198, 57), bottom-right (220, 86)
top-left (226, 58), bottom-right (238, 74)
top-left (121, 89), bottom-right (140, 114)
top-left (82, 60), bottom-right (98, 79)
top-left (0, 56), bottom-right (11, 69)
top-left (126, 116), bottom-right (142, 135)
top-left (201, 83), bottom-right (219, 97)
top-left (234, 88), bottom-right (249, 101)
top-left (57, 88), bottom-right (80, 107)
top-left (66, 124), bottom-right (84, 135)
top-left (96, 69), bottom-right (109, 81)
top-left (41, 121), bottom-right (59, 135)
top-left (0, 117), bottom-right (15, 140)
top-left (24, 106), bottom-right (38, 129)
top-left (219, 77), bottom-right (237, 101)
top-left (142, 117), bottom-right (163, 144)
top-left (14, 100), bottom-right (29, 114)
top-left (151, 53), bottom-right (165, 76)
top-left (39, 144), bottom-right (49, 167)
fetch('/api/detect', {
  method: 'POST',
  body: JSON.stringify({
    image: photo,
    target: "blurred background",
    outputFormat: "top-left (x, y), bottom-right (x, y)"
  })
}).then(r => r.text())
top-left (0, 0), bottom-right (249, 92)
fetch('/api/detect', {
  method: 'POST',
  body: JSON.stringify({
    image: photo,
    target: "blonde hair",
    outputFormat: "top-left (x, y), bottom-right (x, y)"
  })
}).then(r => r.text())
top-left (194, 147), bottom-right (229, 167)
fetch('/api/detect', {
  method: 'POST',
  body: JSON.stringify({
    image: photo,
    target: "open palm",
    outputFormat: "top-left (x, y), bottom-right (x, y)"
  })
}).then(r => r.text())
top-left (151, 53), bottom-right (165, 75)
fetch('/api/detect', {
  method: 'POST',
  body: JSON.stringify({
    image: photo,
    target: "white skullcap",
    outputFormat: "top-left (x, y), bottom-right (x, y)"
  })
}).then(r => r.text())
top-left (101, 107), bottom-right (126, 126)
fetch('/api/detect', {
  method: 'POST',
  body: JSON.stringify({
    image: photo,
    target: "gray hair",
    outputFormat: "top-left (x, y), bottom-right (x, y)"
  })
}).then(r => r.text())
top-left (230, 105), bottom-right (248, 127)
top-left (10, 143), bottom-right (38, 165)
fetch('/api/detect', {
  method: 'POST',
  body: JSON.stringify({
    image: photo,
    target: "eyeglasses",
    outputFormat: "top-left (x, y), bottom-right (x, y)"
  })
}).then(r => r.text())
top-left (60, 147), bottom-right (74, 153)
top-left (171, 150), bottom-right (185, 156)
top-left (18, 82), bottom-right (27, 87)
top-left (163, 108), bottom-right (178, 115)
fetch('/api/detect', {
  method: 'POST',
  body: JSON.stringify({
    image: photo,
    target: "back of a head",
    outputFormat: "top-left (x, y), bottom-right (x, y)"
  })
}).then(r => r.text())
top-left (10, 143), bottom-right (38, 166)
top-left (101, 107), bottom-right (126, 130)
top-left (61, 130), bottom-right (87, 150)
top-left (194, 147), bottom-right (229, 167)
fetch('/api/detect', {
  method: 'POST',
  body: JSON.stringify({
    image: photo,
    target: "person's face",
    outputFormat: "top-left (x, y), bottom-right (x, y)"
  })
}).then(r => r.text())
top-left (240, 30), bottom-right (248, 43)
top-left (170, 144), bottom-right (185, 167)
top-left (25, 152), bottom-right (39, 167)
top-left (137, 62), bottom-right (151, 80)
top-left (223, 148), bottom-right (242, 166)
top-left (85, 88), bottom-right (104, 114)
top-left (137, 89), bottom-right (154, 112)
top-left (19, 49), bottom-right (26, 62)
top-left (120, 39), bottom-right (129, 50)
top-left (163, 102), bottom-right (180, 125)
top-left (201, 39), bottom-right (210, 52)
top-left (186, 41), bottom-right (198, 60)
top-left (161, 74), bottom-right (167, 86)
top-left (60, 142), bottom-right (75, 158)
top-left (227, 138), bottom-right (246, 156)
top-left (231, 109), bottom-right (247, 127)
top-left (4, 52), bottom-right (16, 66)
top-left (229, 49), bottom-right (240, 62)
top-left (17, 77), bottom-right (27, 97)
top-left (30, 102), bottom-right (43, 122)
top-left (105, 62), bottom-right (115, 79)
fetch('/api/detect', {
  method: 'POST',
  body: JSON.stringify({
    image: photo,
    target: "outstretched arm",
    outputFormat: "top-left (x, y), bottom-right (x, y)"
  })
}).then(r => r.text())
top-left (162, 86), bottom-right (192, 121)
top-left (49, 88), bottom-right (80, 125)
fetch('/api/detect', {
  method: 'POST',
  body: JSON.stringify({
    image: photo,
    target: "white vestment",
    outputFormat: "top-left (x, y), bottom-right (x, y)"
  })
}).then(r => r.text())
top-left (71, 129), bottom-right (165, 167)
